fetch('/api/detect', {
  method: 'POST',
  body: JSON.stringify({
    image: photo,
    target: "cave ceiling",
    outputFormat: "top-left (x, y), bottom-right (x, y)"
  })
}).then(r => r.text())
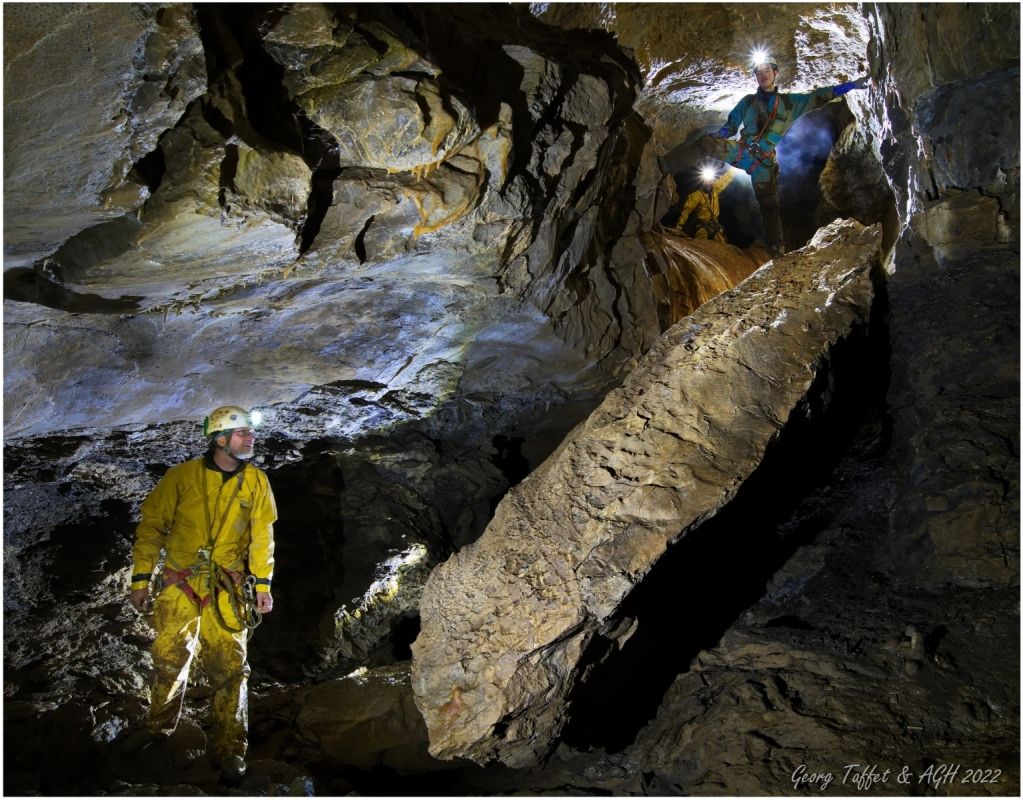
top-left (2, 2), bottom-right (1019, 796)
top-left (2, 2), bottom-right (872, 443)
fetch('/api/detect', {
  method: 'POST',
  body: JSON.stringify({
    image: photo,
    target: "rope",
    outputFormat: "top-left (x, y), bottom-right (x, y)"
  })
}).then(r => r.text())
top-left (158, 462), bottom-right (262, 632)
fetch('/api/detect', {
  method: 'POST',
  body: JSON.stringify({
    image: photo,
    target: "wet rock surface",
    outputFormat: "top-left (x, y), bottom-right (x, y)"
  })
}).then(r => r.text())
top-left (3, 4), bottom-right (207, 267)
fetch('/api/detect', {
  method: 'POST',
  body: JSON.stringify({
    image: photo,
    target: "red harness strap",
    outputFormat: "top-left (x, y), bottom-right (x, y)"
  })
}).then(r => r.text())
top-left (162, 564), bottom-right (245, 611)
top-left (737, 140), bottom-right (776, 173)
top-left (162, 566), bottom-right (211, 610)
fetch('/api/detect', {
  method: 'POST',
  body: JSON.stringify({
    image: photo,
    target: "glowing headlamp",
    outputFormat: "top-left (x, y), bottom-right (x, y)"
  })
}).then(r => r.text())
top-left (700, 166), bottom-right (718, 183)
top-left (250, 409), bottom-right (263, 427)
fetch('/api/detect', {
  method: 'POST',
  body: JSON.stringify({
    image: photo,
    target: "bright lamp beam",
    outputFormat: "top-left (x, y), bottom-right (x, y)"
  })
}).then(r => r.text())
top-left (750, 48), bottom-right (770, 67)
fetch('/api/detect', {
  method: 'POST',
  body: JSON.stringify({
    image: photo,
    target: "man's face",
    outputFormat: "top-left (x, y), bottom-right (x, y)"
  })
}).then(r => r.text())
top-left (754, 65), bottom-right (777, 91)
top-left (225, 427), bottom-right (256, 460)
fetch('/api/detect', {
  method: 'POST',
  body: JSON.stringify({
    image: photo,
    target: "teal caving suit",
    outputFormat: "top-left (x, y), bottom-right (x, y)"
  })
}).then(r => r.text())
top-left (663, 79), bottom-right (865, 253)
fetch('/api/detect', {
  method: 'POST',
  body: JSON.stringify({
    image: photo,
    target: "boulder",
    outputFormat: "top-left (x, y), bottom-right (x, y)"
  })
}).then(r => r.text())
top-left (293, 664), bottom-right (444, 773)
top-left (411, 219), bottom-right (882, 767)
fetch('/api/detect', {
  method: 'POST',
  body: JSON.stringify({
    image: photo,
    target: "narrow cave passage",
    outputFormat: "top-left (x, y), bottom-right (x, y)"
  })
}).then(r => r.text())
top-left (247, 451), bottom-right (347, 681)
top-left (561, 284), bottom-right (892, 753)
top-left (663, 102), bottom-right (854, 252)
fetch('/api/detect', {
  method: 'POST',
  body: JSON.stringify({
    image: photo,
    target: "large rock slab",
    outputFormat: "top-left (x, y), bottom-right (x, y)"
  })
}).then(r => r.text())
top-left (410, 218), bottom-right (882, 767)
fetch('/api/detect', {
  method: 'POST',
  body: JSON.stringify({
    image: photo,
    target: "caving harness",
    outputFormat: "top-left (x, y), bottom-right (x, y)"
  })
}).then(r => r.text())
top-left (692, 218), bottom-right (724, 240)
top-left (735, 90), bottom-right (780, 175)
top-left (159, 463), bottom-right (262, 633)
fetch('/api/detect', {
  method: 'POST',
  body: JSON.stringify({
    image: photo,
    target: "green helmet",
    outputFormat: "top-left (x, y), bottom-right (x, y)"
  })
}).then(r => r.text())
top-left (203, 405), bottom-right (258, 438)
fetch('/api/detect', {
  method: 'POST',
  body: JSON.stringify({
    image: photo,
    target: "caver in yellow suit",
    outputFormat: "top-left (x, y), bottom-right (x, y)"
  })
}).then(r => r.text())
top-left (675, 169), bottom-right (737, 243)
top-left (130, 408), bottom-right (276, 766)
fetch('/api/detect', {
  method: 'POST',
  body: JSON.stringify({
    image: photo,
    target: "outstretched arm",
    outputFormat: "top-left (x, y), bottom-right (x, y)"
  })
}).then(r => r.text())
top-left (833, 76), bottom-right (869, 97)
top-left (676, 191), bottom-right (701, 229)
top-left (713, 168), bottom-right (736, 194)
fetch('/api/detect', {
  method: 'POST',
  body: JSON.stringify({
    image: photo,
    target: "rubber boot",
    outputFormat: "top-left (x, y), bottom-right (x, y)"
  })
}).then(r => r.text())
top-left (220, 755), bottom-right (247, 787)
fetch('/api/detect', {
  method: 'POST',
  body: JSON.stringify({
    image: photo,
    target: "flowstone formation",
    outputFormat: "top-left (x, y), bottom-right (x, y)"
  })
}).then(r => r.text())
top-left (411, 219), bottom-right (882, 766)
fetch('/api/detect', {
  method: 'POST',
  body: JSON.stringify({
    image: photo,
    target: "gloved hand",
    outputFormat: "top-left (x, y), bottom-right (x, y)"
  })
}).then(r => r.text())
top-left (834, 76), bottom-right (869, 97)
top-left (715, 126), bottom-right (732, 138)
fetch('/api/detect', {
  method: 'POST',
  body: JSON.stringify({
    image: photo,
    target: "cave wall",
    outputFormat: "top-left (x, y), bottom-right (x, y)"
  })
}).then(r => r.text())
top-left (2, 3), bottom-right (1018, 796)
top-left (862, 2), bottom-right (1019, 589)
top-left (3, 3), bottom-right (699, 444)
top-left (3, 4), bottom-right (207, 268)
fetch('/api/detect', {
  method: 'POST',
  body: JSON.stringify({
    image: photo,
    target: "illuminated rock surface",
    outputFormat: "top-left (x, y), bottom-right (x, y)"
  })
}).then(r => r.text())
top-left (2, 2), bottom-right (1018, 796)
top-left (411, 219), bottom-right (881, 766)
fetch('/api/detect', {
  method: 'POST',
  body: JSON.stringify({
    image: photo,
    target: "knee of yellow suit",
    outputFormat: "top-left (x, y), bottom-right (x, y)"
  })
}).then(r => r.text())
top-left (151, 589), bottom-right (201, 665)
top-left (199, 592), bottom-right (248, 673)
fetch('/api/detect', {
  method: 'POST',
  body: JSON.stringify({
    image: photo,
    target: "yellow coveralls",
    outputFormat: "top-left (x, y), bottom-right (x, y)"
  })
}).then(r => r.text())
top-left (675, 169), bottom-right (736, 243)
top-left (130, 456), bottom-right (276, 761)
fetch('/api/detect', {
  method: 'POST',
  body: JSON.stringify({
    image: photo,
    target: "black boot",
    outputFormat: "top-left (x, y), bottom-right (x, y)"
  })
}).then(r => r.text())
top-left (219, 755), bottom-right (247, 787)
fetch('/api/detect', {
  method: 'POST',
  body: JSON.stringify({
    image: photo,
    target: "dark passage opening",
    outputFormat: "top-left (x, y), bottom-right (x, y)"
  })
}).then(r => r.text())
top-left (248, 452), bottom-right (347, 681)
top-left (560, 276), bottom-right (891, 753)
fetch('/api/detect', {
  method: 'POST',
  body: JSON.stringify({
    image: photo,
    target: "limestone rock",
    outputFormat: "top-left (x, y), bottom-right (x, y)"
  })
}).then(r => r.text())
top-left (627, 432), bottom-right (1020, 794)
top-left (302, 75), bottom-right (480, 173)
top-left (293, 664), bottom-right (444, 773)
top-left (864, 5), bottom-right (1019, 602)
top-left (818, 121), bottom-right (891, 226)
top-left (230, 146), bottom-right (312, 227)
top-left (264, 5), bottom-right (436, 96)
top-left (411, 219), bottom-right (882, 767)
top-left (882, 226), bottom-right (1019, 593)
top-left (260, 3), bottom-right (355, 79)
top-left (3, 3), bottom-right (206, 267)
top-left (312, 153), bottom-right (491, 262)
top-left (909, 191), bottom-right (1014, 264)
top-left (862, 4), bottom-right (1020, 229)
top-left (263, 4), bottom-right (465, 175)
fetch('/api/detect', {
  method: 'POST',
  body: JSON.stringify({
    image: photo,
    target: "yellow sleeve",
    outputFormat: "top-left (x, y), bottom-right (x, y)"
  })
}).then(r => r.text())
top-left (247, 469), bottom-right (278, 592)
top-left (131, 467), bottom-right (179, 589)
top-left (676, 191), bottom-right (701, 228)
top-left (713, 169), bottom-right (736, 194)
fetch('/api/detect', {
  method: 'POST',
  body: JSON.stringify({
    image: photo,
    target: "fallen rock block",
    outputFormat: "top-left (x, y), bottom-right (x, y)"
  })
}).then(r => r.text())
top-left (411, 219), bottom-right (882, 767)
